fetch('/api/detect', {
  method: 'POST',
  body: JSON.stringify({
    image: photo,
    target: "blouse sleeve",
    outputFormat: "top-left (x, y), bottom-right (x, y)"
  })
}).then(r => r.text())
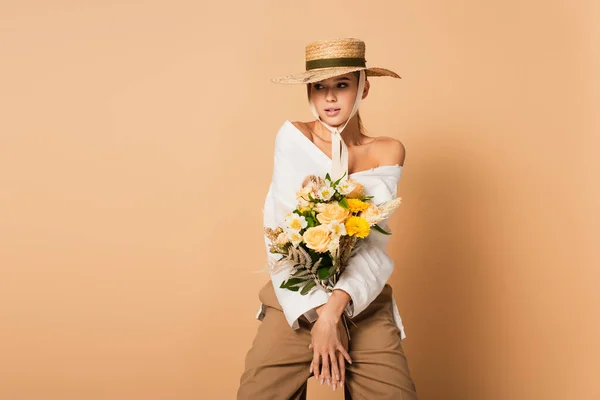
top-left (332, 177), bottom-right (401, 319)
top-left (262, 149), bottom-right (330, 329)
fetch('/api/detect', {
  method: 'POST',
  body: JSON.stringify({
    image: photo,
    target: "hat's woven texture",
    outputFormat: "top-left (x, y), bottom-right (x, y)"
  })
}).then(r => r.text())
top-left (272, 38), bottom-right (401, 84)
top-left (305, 38), bottom-right (365, 61)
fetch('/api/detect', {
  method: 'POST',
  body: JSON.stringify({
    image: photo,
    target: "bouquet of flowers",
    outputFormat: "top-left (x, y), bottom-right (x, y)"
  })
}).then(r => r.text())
top-left (265, 172), bottom-right (402, 295)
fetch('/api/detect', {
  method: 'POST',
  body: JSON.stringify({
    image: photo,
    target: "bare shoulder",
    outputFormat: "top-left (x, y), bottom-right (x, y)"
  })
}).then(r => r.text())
top-left (371, 136), bottom-right (406, 167)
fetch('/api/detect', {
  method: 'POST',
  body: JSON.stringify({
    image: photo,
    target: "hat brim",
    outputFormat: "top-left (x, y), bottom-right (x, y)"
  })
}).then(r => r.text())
top-left (271, 66), bottom-right (401, 84)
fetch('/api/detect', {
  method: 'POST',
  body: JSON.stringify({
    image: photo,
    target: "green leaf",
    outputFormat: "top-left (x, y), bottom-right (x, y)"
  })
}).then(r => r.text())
top-left (373, 224), bottom-right (392, 235)
top-left (338, 197), bottom-right (349, 210)
top-left (317, 267), bottom-right (331, 280)
top-left (332, 171), bottom-right (347, 187)
top-left (300, 280), bottom-right (317, 295)
top-left (319, 253), bottom-right (333, 268)
top-left (281, 277), bottom-right (305, 289)
top-left (325, 172), bottom-right (331, 181)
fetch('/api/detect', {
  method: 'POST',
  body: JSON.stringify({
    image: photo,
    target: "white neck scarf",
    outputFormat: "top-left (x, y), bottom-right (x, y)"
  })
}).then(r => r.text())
top-left (308, 70), bottom-right (366, 181)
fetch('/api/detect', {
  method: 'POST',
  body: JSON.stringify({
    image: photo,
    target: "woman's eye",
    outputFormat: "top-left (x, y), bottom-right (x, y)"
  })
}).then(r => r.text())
top-left (314, 85), bottom-right (324, 90)
top-left (337, 83), bottom-right (348, 88)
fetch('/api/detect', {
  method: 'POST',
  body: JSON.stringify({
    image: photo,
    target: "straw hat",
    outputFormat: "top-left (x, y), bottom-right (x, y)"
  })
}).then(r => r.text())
top-left (271, 37), bottom-right (401, 84)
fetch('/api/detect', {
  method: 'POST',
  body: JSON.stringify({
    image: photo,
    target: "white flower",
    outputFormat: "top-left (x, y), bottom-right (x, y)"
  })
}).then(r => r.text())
top-left (327, 235), bottom-right (341, 253)
top-left (284, 213), bottom-right (308, 232)
top-left (335, 179), bottom-right (356, 196)
top-left (286, 231), bottom-right (303, 247)
top-left (317, 185), bottom-right (334, 201)
top-left (328, 220), bottom-right (347, 238)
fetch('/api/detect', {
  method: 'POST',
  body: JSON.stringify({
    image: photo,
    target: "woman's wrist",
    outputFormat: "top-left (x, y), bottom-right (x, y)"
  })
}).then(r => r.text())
top-left (315, 289), bottom-right (351, 322)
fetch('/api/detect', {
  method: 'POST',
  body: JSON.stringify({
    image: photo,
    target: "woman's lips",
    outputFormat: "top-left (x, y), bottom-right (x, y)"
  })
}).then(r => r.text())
top-left (324, 108), bottom-right (340, 116)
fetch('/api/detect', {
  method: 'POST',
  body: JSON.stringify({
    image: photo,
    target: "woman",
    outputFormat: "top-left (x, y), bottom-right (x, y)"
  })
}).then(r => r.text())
top-left (237, 38), bottom-right (418, 399)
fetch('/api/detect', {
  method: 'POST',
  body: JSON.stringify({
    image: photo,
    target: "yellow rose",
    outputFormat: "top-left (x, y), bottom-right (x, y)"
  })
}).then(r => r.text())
top-left (303, 225), bottom-right (331, 253)
top-left (313, 203), bottom-right (328, 213)
top-left (296, 186), bottom-right (314, 207)
top-left (345, 216), bottom-right (371, 238)
top-left (360, 204), bottom-right (382, 224)
top-left (316, 203), bottom-right (351, 225)
top-left (297, 185), bottom-right (312, 200)
top-left (347, 179), bottom-right (364, 198)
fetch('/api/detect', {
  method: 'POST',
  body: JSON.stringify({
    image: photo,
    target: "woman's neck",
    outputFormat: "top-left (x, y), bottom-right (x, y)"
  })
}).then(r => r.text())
top-left (312, 116), bottom-right (362, 146)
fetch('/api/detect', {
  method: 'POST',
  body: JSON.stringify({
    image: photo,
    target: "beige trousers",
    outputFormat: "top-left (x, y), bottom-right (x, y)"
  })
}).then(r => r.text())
top-left (237, 280), bottom-right (418, 400)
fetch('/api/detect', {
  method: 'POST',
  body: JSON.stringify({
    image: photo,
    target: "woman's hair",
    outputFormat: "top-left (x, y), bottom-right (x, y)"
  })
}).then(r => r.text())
top-left (306, 71), bottom-right (368, 134)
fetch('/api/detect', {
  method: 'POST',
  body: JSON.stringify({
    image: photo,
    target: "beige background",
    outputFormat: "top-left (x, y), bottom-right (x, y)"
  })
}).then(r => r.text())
top-left (1, 1), bottom-right (598, 399)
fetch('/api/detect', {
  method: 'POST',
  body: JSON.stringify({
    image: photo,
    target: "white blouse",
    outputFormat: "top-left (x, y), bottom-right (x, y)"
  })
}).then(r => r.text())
top-left (256, 120), bottom-right (407, 340)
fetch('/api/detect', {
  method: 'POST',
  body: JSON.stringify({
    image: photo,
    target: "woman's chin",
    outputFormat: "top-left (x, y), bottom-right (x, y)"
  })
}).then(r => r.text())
top-left (318, 114), bottom-right (347, 127)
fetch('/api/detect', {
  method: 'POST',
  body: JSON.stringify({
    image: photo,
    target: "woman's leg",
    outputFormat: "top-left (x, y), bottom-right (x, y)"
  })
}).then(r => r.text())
top-left (343, 285), bottom-right (418, 400)
top-left (237, 281), bottom-right (313, 400)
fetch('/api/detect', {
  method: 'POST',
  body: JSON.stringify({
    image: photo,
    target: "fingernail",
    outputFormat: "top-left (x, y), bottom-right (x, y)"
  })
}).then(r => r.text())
top-left (320, 378), bottom-right (324, 385)
top-left (336, 374), bottom-right (340, 381)
top-left (327, 379), bottom-right (331, 385)
top-left (333, 384), bottom-right (337, 391)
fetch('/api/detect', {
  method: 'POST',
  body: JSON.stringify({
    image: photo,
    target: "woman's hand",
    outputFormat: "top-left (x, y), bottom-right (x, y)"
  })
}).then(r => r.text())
top-left (309, 318), bottom-right (351, 390)
top-left (335, 317), bottom-right (351, 389)
top-left (309, 290), bottom-right (353, 391)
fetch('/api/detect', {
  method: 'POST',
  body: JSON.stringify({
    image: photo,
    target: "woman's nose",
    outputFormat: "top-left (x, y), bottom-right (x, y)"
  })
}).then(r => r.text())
top-left (326, 88), bottom-right (336, 102)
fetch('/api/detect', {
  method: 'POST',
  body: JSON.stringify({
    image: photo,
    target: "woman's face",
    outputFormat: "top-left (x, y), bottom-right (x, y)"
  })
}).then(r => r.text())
top-left (309, 72), bottom-right (369, 127)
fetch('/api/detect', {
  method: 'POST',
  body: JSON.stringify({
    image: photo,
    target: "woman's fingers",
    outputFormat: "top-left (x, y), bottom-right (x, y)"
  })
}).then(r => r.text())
top-left (329, 350), bottom-right (341, 391)
top-left (311, 351), bottom-right (320, 382)
top-left (338, 351), bottom-right (346, 388)
top-left (338, 344), bottom-right (352, 364)
top-left (311, 348), bottom-right (350, 391)
top-left (308, 342), bottom-right (313, 373)
top-left (329, 350), bottom-right (341, 384)
top-left (320, 351), bottom-right (332, 385)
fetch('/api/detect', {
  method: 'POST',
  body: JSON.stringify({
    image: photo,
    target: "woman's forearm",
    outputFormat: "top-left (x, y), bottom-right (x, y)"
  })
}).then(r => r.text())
top-left (315, 289), bottom-right (351, 322)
